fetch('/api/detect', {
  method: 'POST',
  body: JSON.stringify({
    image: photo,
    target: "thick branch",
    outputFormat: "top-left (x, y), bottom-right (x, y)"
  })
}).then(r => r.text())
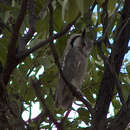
top-left (3, 0), bottom-right (28, 85)
top-left (0, 3), bottom-right (27, 128)
top-left (17, 13), bottom-right (81, 59)
top-left (0, 1), bottom-right (27, 129)
top-left (108, 95), bottom-right (130, 130)
top-left (97, 46), bottom-right (125, 105)
top-left (93, 0), bottom-right (130, 129)
top-left (18, 0), bottom-right (36, 53)
top-left (48, 3), bottom-right (65, 129)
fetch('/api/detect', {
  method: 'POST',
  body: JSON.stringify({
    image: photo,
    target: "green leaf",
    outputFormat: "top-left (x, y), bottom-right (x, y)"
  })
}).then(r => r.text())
top-left (35, 0), bottom-right (46, 15)
top-left (54, 4), bottom-right (64, 31)
top-left (41, 125), bottom-right (51, 129)
top-left (36, 16), bottom-right (49, 34)
top-left (126, 62), bottom-right (130, 78)
top-left (55, 36), bottom-right (68, 58)
top-left (62, 0), bottom-right (79, 22)
top-left (97, 0), bottom-right (105, 6)
top-left (112, 99), bottom-right (121, 110)
top-left (40, 65), bottom-right (58, 89)
top-left (0, 3), bottom-right (16, 11)
top-left (122, 85), bottom-right (130, 102)
top-left (77, 108), bottom-right (90, 124)
top-left (0, 37), bottom-right (8, 64)
top-left (76, 0), bottom-right (94, 16)
top-left (107, 0), bottom-right (117, 15)
top-left (45, 95), bottom-right (55, 112)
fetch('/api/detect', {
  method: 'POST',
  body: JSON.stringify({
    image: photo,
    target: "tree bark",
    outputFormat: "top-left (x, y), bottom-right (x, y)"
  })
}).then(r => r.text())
top-left (93, 0), bottom-right (130, 129)
top-left (108, 95), bottom-right (130, 130)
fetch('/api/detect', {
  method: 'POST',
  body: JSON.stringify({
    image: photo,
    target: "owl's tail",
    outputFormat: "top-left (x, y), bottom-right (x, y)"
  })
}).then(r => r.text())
top-left (55, 77), bottom-right (74, 109)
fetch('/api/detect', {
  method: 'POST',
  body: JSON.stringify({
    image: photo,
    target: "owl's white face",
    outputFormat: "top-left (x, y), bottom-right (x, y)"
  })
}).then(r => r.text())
top-left (68, 33), bottom-right (93, 57)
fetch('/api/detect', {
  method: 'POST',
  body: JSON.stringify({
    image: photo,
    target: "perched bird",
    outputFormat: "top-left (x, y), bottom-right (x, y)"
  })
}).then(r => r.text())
top-left (55, 30), bottom-right (93, 109)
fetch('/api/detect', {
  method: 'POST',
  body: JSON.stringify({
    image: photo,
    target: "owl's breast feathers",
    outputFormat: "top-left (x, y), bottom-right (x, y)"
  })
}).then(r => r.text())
top-left (55, 32), bottom-right (93, 109)
top-left (62, 48), bottom-right (88, 87)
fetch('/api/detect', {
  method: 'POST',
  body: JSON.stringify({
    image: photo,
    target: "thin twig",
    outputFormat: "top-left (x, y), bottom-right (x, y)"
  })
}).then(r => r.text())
top-left (94, 0), bottom-right (123, 45)
top-left (60, 109), bottom-right (71, 126)
top-left (18, 0), bottom-right (36, 53)
top-left (29, 101), bottom-right (32, 121)
top-left (0, 20), bottom-right (11, 32)
top-left (4, 0), bottom-right (28, 85)
top-left (18, 29), bottom-right (35, 53)
top-left (31, 79), bottom-right (61, 129)
top-left (26, 111), bottom-right (47, 127)
top-left (38, 0), bottom-right (52, 18)
top-left (16, 13), bottom-right (81, 59)
top-left (28, 0), bottom-right (36, 32)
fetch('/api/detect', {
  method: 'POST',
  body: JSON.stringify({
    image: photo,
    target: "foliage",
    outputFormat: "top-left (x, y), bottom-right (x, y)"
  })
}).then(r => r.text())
top-left (0, 0), bottom-right (129, 130)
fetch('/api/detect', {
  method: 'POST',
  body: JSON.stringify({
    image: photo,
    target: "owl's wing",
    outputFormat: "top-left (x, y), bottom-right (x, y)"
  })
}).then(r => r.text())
top-left (55, 48), bottom-right (87, 109)
top-left (62, 48), bottom-right (87, 86)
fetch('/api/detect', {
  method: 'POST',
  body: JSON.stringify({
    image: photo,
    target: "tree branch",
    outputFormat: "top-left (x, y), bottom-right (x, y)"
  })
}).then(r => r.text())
top-left (108, 95), bottom-right (130, 130)
top-left (26, 111), bottom-right (48, 129)
top-left (18, 0), bottom-right (36, 53)
top-left (48, 2), bottom-right (74, 128)
top-left (60, 109), bottom-right (71, 127)
top-left (0, 1), bottom-right (27, 129)
top-left (0, 2), bottom-right (28, 129)
top-left (0, 19), bottom-right (11, 33)
top-left (16, 13), bottom-right (81, 59)
top-left (3, 0), bottom-right (28, 85)
top-left (47, 1), bottom-right (94, 117)
top-left (94, 0), bottom-right (123, 45)
top-left (31, 79), bottom-right (61, 129)
top-left (48, 2), bottom-right (65, 129)
top-left (93, 0), bottom-right (130, 129)
top-left (38, 0), bottom-right (52, 18)
top-left (97, 46), bottom-right (125, 105)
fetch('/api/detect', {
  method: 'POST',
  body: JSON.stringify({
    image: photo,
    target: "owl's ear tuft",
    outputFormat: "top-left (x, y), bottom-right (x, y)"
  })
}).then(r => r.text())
top-left (81, 29), bottom-right (87, 45)
top-left (81, 29), bottom-right (86, 39)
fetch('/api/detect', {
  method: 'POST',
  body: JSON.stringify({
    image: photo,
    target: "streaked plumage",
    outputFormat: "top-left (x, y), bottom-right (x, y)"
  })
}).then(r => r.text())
top-left (55, 30), bottom-right (93, 109)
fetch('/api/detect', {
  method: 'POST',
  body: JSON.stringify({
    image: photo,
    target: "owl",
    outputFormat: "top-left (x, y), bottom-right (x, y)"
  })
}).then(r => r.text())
top-left (55, 30), bottom-right (93, 109)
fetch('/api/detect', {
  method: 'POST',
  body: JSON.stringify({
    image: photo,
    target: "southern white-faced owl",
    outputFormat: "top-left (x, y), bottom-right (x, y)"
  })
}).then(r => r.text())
top-left (55, 30), bottom-right (93, 109)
